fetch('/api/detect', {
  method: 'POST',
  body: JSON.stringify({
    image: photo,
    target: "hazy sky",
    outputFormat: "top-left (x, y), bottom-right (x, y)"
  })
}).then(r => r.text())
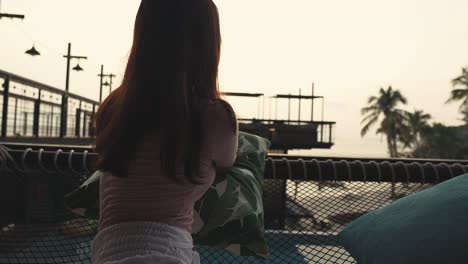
top-left (1, 0), bottom-right (468, 157)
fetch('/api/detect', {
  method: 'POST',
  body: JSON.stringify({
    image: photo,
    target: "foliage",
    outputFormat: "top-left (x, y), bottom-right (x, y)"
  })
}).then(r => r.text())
top-left (398, 110), bottom-right (432, 150)
top-left (462, 104), bottom-right (468, 124)
top-left (411, 123), bottom-right (468, 160)
top-left (361, 86), bottom-right (407, 157)
top-left (361, 67), bottom-right (468, 160)
top-left (405, 66), bottom-right (468, 159)
top-left (448, 67), bottom-right (468, 122)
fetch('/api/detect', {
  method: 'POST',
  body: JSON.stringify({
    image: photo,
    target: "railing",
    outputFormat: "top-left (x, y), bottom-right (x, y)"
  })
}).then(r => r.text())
top-left (1, 144), bottom-right (467, 263)
top-left (0, 70), bottom-right (337, 154)
top-left (238, 118), bottom-right (336, 150)
top-left (0, 69), bottom-right (99, 139)
top-left (5, 148), bottom-right (468, 184)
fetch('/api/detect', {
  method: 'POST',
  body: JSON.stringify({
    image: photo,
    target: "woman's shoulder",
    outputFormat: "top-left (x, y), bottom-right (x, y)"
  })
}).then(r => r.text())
top-left (203, 99), bottom-right (238, 133)
top-left (204, 98), bottom-right (234, 113)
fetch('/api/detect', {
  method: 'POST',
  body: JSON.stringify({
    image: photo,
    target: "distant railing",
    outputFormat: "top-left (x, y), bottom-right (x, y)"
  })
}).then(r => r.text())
top-left (1, 71), bottom-right (337, 154)
top-left (0, 69), bottom-right (99, 139)
top-left (237, 118), bottom-right (336, 151)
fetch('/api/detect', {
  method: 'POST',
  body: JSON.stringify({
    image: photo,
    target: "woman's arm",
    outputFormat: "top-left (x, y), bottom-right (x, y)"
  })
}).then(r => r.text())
top-left (208, 100), bottom-right (239, 172)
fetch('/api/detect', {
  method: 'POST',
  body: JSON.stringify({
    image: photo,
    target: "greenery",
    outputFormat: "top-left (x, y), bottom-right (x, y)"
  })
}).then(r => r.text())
top-left (412, 123), bottom-right (468, 159)
top-left (448, 67), bottom-right (468, 112)
top-left (361, 86), bottom-right (408, 157)
top-left (400, 110), bottom-right (432, 150)
top-left (361, 67), bottom-right (468, 160)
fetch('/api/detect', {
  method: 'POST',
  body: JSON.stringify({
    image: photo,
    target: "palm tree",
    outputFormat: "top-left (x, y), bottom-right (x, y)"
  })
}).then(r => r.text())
top-left (405, 110), bottom-right (432, 149)
top-left (447, 67), bottom-right (468, 110)
top-left (462, 106), bottom-right (468, 124)
top-left (361, 86), bottom-right (408, 157)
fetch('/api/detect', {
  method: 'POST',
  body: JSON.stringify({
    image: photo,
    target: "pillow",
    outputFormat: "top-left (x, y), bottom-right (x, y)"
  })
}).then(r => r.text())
top-left (65, 171), bottom-right (101, 219)
top-left (64, 132), bottom-right (270, 259)
top-left (192, 132), bottom-right (270, 259)
top-left (339, 174), bottom-right (468, 264)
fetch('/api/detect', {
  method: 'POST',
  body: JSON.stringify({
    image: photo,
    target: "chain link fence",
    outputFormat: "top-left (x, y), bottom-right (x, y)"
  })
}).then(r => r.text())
top-left (1, 146), bottom-right (467, 263)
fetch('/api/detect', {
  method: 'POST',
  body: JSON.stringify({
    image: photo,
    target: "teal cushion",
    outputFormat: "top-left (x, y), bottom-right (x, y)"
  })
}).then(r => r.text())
top-left (64, 132), bottom-right (270, 259)
top-left (339, 174), bottom-right (468, 264)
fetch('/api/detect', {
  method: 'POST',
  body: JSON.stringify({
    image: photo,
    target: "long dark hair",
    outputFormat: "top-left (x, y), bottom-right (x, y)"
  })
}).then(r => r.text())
top-left (94, 0), bottom-right (231, 182)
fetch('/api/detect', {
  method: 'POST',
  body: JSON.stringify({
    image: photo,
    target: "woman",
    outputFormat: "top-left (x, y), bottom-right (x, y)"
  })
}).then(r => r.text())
top-left (91, 0), bottom-right (238, 263)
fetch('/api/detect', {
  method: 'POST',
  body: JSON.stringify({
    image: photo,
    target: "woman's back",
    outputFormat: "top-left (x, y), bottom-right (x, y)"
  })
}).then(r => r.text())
top-left (92, 1), bottom-right (233, 263)
top-left (99, 100), bottom-right (238, 233)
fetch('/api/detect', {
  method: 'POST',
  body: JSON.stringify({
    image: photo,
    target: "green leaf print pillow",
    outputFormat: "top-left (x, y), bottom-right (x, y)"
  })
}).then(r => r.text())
top-left (64, 132), bottom-right (270, 259)
top-left (192, 132), bottom-right (270, 259)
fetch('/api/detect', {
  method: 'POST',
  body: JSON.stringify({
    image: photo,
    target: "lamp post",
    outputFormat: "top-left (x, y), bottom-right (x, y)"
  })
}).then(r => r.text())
top-left (63, 43), bottom-right (87, 93)
top-left (98, 65), bottom-right (116, 102)
top-left (98, 65), bottom-right (104, 103)
top-left (0, 1), bottom-right (35, 56)
top-left (60, 43), bottom-right (87, 138)
top-left (0, 0), bottom-right (25, 19)
top-left (106, 73), bottom-right (116, 94)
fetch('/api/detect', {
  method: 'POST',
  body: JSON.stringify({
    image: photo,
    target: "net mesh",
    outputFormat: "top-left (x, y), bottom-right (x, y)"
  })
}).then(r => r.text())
top-left (0, 156), bottom-right (435, 264)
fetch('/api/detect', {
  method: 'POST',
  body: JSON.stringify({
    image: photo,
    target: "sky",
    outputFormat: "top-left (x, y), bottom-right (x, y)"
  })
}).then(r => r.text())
top-left (1, 0), bottom-right (468, 158)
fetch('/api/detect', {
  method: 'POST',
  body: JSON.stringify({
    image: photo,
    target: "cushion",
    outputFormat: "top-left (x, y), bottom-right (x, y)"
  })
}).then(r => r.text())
top-left (64, 132), bottom-right (270, 259)
top-left (192, 132), bottom-right (270, 259)
top-left (339, 174), bottom-right (468, 264)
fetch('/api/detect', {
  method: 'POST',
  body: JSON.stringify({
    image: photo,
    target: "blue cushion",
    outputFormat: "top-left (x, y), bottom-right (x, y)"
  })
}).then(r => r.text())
top-left (339, 174), bottom-right (468, 264)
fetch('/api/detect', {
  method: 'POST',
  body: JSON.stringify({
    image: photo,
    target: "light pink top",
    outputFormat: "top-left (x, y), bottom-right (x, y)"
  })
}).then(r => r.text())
top-left (99, 100), bottom-right (238, 233)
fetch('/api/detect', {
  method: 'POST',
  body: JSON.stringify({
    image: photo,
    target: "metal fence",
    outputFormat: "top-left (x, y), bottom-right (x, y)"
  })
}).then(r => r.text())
top-left (0, 69), bottom-right (98, 139)
top-left (1, 146), bottom-right (468, 263)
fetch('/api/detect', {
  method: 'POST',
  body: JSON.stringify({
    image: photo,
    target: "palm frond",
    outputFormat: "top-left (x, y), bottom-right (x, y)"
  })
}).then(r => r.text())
top-left (452, 75), bottom-right (468, 87)
top-left (448, 88), bottom-right (468, 99)
top-left (361, 113), bottom-right (379, 124)
top-left (392, 90), bottom-right (408, 105)
top-left (367, 96), bottom-right (378, 104)
top-left (361, 106), bottom-right (379, 115)
top-left (376, 127), bottom-right (385, 135)
top-left (393, 109), bottom-right (410, 118)
top-left (360, 115), bottom-right (379, 137)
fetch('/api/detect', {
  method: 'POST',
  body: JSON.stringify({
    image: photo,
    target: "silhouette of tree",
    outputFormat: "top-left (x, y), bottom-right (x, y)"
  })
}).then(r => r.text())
top-left (462, 105), bottom-right (468, 124)
top-left (361, 86), bottom-right (407, 157)
top-left (412, 123), bottom-right (467, 159)
top-left (448, 67), bottom-right (468, 121)
top-left (403, 110), bottom-right (432, 149)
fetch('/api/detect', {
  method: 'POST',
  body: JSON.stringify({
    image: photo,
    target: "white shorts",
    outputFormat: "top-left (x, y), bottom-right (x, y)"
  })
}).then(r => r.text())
top-left (91, 221), bottom-right (200, 264)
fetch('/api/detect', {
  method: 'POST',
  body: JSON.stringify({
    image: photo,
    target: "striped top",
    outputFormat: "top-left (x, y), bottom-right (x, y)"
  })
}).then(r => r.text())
top-left (98, 100), bottom-right (238, 233)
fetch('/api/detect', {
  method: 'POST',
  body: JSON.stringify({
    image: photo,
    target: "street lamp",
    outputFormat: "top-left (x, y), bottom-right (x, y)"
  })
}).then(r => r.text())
top-left (60, 42), bottom-right (87, 138)
top-left (105, 74), bottom-right (115, 94)
top-left (0, 0), bottom-right (25, 20)
top-left (25, 45), bottom-right (40, 56)
top-left (0, 1), bottom-right (31, 56)
top-left (63, 43), bottom-right (87, 92)
top-left (72, 62), bottom-right (84, 72)
top-left (98, 65), bottom-right (115, 103)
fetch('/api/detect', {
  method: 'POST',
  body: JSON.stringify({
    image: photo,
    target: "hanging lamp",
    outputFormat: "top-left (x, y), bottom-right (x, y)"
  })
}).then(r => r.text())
top-left (25, 45), bottom-right (40, 56)
top-left (73, 63), bottom-right (84, 72)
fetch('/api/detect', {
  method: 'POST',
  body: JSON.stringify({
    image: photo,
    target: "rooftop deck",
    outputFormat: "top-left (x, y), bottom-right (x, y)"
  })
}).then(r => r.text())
top-left (1, 71), bottom-right (336, 154)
